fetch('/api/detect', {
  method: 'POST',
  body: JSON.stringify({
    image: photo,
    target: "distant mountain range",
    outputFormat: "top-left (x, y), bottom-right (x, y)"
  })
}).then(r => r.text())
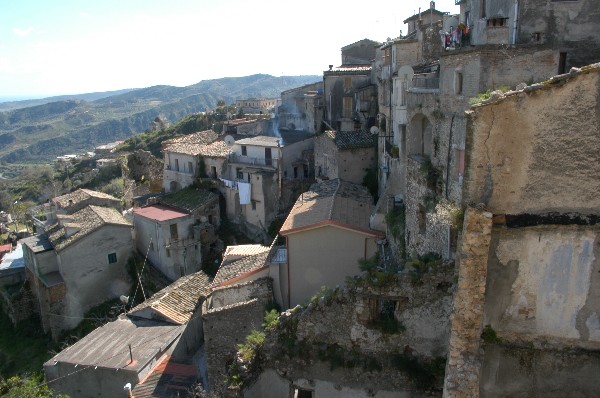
top-left (0, 74), bottom-right (320, 163)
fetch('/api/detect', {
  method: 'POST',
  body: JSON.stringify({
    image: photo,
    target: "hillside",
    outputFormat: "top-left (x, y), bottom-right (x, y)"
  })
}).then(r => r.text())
top-left (0, 74), bottom-right (320, 163)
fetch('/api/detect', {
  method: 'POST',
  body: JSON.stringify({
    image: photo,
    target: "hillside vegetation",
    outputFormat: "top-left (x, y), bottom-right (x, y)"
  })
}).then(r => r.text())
top-left (0, 74), bottom-right (320, 163)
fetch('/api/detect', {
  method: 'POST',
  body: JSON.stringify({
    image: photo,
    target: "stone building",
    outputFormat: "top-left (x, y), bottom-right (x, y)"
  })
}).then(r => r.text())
top-left (235, 98), bottom-right (279, 115)
top-left (222, 117), bottom-right (271, 136)
top-left (132, 187), bottom-right (219, 281)
top-left (278, 82), bottom-right (324, 134)
top-left (443, 64), bottom-right (600, 397)
top-left (45, 271), bottom-right (211, 398)
top-left (271, 179), bottom-right (383, 309)
top-left (22, 205), bottom-right (132, 340)
top-left (221, 133), bottom-right (314, 240)
top-left (314, 130), bottom-right (377, 185)
top-left (376, 0), bottom-right (600, 262)
top-left (162, 130), bottom-right (219, 192)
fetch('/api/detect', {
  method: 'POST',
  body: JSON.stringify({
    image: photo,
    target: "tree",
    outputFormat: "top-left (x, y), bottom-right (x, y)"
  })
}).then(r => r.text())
top-left (0, 375), bottom-right (69, 398)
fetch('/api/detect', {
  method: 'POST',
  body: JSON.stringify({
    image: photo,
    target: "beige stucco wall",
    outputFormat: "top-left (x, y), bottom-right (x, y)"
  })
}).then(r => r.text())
top-left (285, 225), bottom-right (378, 308)
top-left (463, 69), bottom-right (600, 214)
top-left (163, 151), bottom-right (197, 192)
top-left (57, 225), bottom-right (132, 331)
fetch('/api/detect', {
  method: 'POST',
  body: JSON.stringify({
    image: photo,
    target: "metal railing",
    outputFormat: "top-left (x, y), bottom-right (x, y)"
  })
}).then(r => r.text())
top-left (229, 153), bottom-right (278, 167)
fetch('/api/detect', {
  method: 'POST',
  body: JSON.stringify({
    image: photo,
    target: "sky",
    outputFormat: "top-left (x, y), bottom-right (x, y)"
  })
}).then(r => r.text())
top-left (0, 0), bottom-right (459, 100)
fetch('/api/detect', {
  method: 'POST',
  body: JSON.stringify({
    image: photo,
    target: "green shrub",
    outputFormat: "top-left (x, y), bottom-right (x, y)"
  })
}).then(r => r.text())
top-left (481, 324), bottom-right (501, 344)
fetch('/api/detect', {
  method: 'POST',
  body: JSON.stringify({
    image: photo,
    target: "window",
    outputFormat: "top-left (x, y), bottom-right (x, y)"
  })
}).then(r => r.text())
top-left (455, 71), bottom-right (463, 95)
top-left (237, 168), bottom-right (244, 180)
top-left (344, 77), bottom-right (352, 90)
top-left (108, 253), bottom-right (117, 264)
top-left (293, 166), bottom-right (298, 179)
top-left (174, 159), bottom-right (179, 172)
top-left (343, 96), bottom-right (352, 118)
top-left (400, 81), bottom-right (407, 106)
top-left (480, 0), bottom-right (486, 18)
top-left (188, 161), bottom-right (193, 174)
top-left (211, 166), bottom-right (217, 179)
top-left (170, 223), bottom-right (178, 240)
top-left (558, 52), bottom-right (567, 74)
top-left (294, 387), bottom-right (314, 398)
top-left (486, 18), bottom-right (507, 27)
top-left (241, 146), bottom-right (247, 156)
top-left (166, 249), bottom-right (171, 257)
top-left (251, 200), bottom-right (257, 210)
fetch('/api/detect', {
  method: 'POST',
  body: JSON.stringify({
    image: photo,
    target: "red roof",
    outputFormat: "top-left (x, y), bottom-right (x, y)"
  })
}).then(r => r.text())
top-left (0, 244), bottom-right (12, 253)
top-left (132, 204), bottom-right (188, 222)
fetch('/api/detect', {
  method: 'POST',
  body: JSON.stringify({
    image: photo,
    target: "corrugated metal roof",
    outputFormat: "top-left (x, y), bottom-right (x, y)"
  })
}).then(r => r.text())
top-left (133, 204), bottom-right (189, 222)
top-left (45, 317), bottom-right (184, 372)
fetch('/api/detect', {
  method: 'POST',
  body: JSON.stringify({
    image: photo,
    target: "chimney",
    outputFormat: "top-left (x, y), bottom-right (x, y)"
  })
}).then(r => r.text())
top-left (328, 65), bottom-right (333, 71)
top-left (430, 1), bottom-right (435, 9)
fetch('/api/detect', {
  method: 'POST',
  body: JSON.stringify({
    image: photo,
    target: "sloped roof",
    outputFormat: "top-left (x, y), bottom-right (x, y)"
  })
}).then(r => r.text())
top-left (212, 245), bottom-right (270, 287)
top-left (324, 130), bottom-right (377, 150)
top-left (162, 130), bottom-right (219, 156)
top-left (52, 188), bottom-right (119, 210)
top-left (132, 355), bottom-right (198, 398)
top-left (235, 135), bottom-right (282, 147)
top-left (47, 205), bottom-right (131, 251)
top-left (44, 317), bottom-right (183, 372)
top-left (133, 204), bottom-right (189, 222)
top-left (198, 140), bottom-right (231, 157)
top-left (129, 271), bottom-right (212, 325)
top-left (158, 187), bottom-right (218, 213)
top-left (280, 179), bottom-right (380, 236)
top-left (403, 8), bottom-right (446, 23)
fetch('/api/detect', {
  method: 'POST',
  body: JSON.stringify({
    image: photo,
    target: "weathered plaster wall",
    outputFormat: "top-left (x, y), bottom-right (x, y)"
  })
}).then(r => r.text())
top-left (484, 226), bottom-right (600, 343)
top-left (463, 67), bottom-right (600, 214)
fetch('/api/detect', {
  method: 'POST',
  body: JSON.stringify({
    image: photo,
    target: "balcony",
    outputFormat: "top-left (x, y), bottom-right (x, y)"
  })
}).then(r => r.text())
top-left (229, 153), bottom-right (278, 168)
top-left (412, 74), bottom-right (439, 90)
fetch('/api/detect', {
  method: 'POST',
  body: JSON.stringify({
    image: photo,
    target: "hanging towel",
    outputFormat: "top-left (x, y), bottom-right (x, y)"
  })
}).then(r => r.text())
top-left (238, 182), bottom-right (251, 205)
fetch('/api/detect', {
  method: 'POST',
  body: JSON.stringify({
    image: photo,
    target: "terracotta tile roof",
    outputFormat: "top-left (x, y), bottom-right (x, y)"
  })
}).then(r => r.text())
top-left (47, 205), bottom-right (131, 251)
top-left (158, 187), bottom-right (218, 213)
top-left (132, 204), bottom-right (189, 222)
top-left (132, 355), bottom-right (198, 398)
top-left (212, 245), bottom-right (270, 287)
top-left (129, 271), bottom-right (212, 325)
top-left (324, 130), bottom-right (377, 149)
top-left (280, 179), bottom-right (379, 235)
top-left (52, 188), bottom-right (119, 210)
top-left (235, 135), bottom-right (283, 147)
top-left (198, 140), bottom-right (231, 157)
top-left (162, 130), bottom-right (219, 155)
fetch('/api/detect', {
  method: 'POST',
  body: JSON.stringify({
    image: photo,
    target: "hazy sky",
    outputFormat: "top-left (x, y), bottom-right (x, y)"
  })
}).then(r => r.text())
top-left (1, 0), bottom-right (459, 99)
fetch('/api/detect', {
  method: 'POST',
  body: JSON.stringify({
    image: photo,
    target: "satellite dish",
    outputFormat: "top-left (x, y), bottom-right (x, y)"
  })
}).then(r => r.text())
top-left (397, 65), bottom-right (415, 82)
top-left (120, 295), bottom-right (129, 305)
top-left (224, 135), bottom-right (235, 146)
top-left (370, 126), bottom-right (380, 135)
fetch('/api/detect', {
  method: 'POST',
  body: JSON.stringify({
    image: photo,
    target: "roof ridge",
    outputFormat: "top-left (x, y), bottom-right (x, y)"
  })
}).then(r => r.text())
top-left (328, 179), bottom-right (341, 220)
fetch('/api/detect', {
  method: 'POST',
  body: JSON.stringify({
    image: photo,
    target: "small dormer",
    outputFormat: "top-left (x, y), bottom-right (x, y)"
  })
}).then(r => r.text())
top-left (63, 222), bottom-right (81, 238)
top-left (56, 214), bottom-right (73, 227)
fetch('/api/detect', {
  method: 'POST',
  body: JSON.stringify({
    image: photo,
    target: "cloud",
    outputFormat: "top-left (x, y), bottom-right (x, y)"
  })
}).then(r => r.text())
top-left (79, 12), bottom-right (89, 17)
top-left (13, 27), bottom-right (33, 37)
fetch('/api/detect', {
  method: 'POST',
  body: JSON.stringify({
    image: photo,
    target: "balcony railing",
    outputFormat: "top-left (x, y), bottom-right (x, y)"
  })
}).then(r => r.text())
top-left (412, 74), bottom-right (439, 89)
top-left (229, 153), bottom-right (278, 167)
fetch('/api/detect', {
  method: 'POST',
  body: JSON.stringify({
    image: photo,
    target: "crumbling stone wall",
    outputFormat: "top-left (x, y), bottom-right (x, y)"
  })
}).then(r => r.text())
top-left (443, 208), bottom-right (492, 398)
top-left (244, 267), bottom-right (455, 397)
top-left (203, 278), bottom-right (273, 394)
top-left (127, 150), bottom-right (164, 193)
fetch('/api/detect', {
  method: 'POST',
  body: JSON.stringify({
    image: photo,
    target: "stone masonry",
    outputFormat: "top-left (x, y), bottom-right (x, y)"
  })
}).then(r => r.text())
top-left (443, 207), bottom-right (492, 398)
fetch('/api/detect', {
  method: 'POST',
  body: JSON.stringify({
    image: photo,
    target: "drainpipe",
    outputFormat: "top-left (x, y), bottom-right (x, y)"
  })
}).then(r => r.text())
top-left (512, 0), bottom-right (519, 45)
